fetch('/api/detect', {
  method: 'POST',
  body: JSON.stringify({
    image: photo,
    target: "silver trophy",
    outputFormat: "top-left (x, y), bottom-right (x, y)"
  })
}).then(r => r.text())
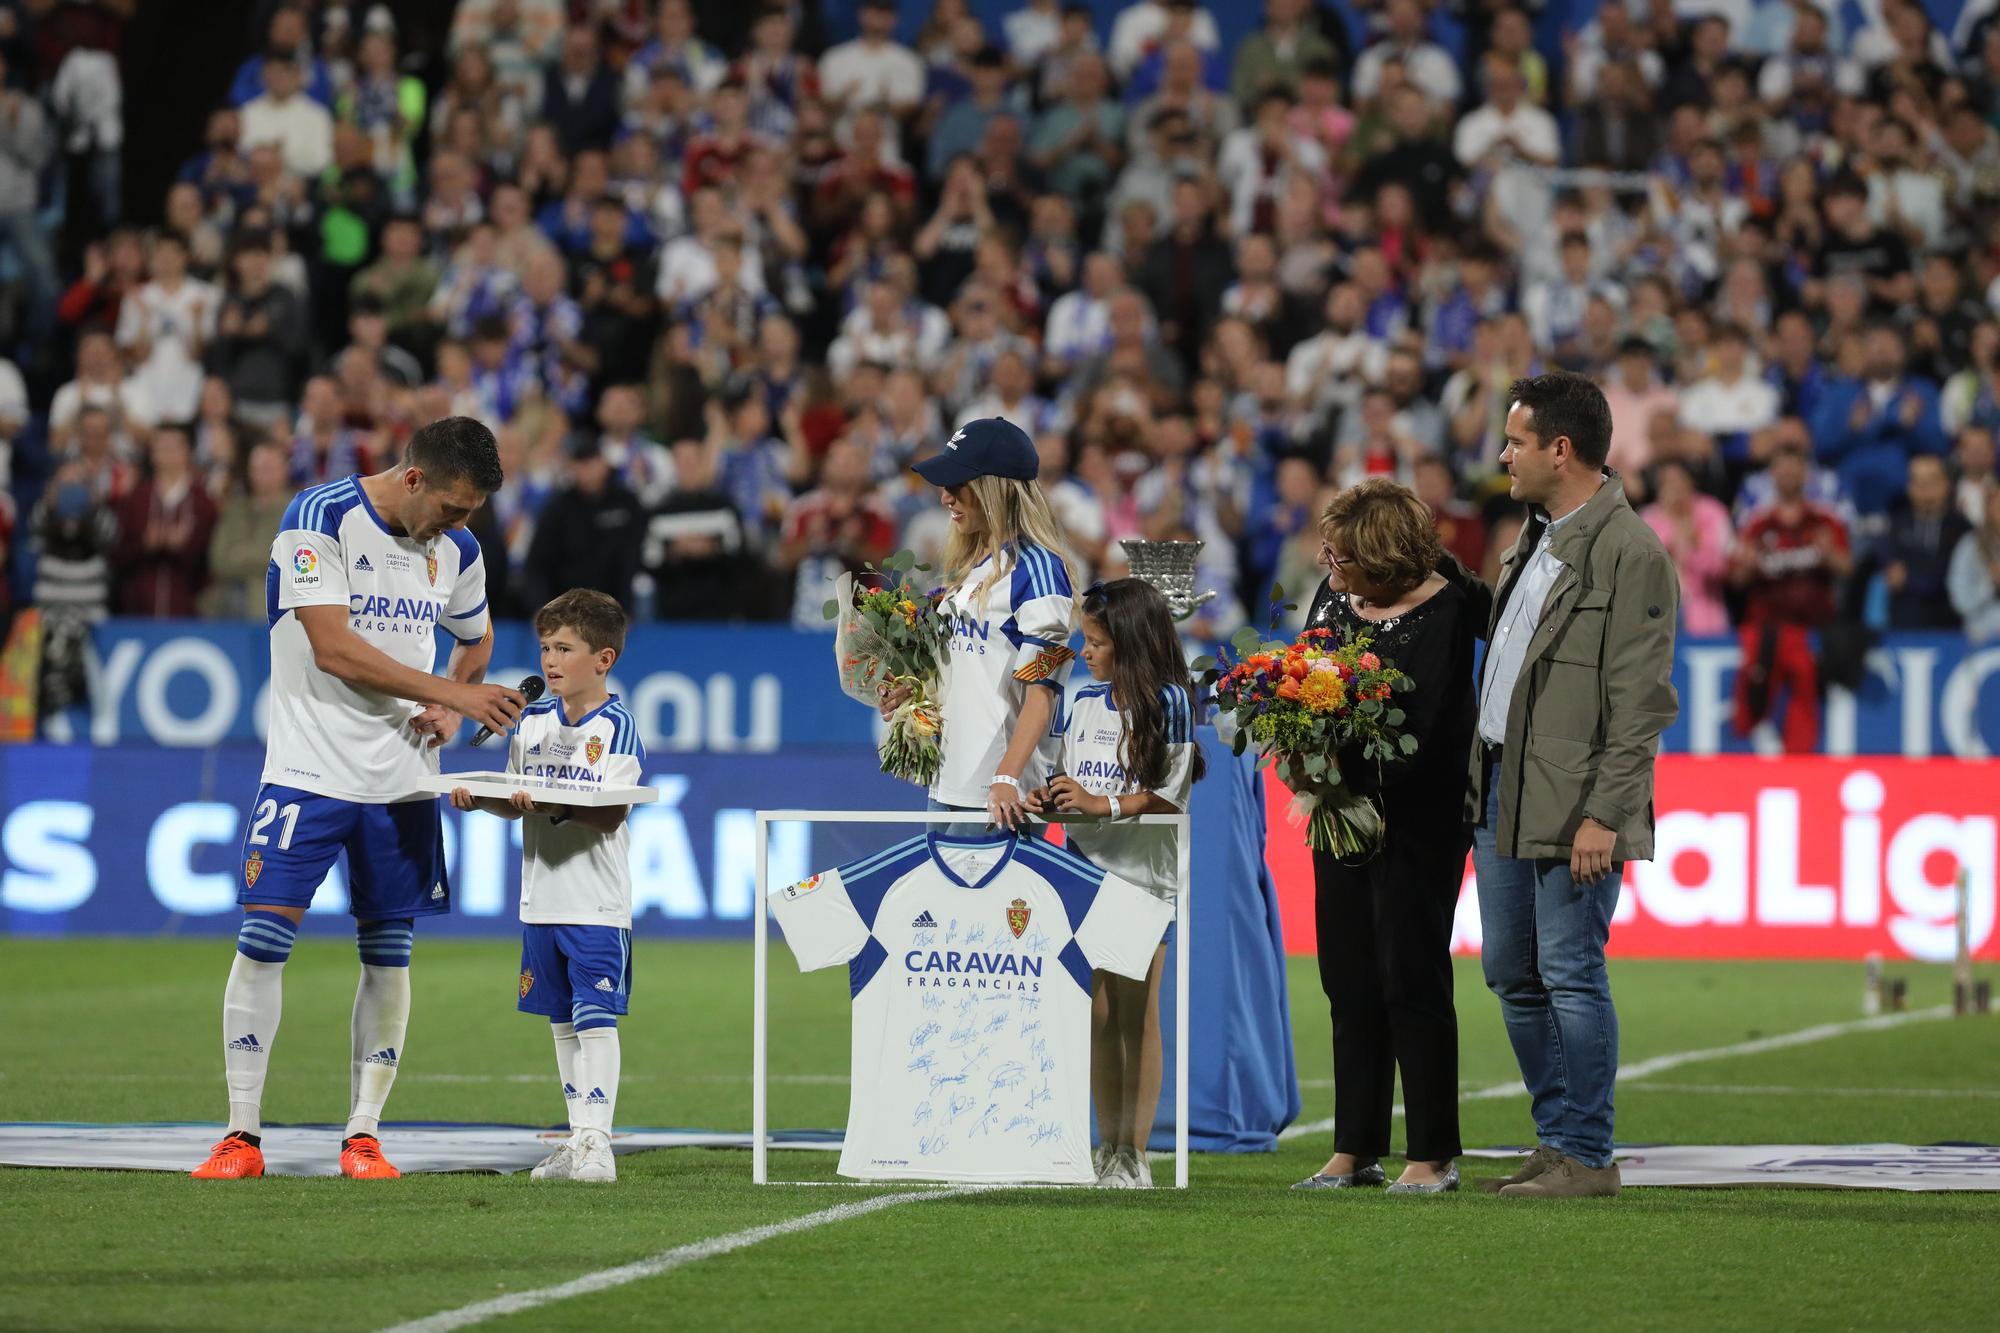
top-left (1119, 539), bottom-right (1217, 622)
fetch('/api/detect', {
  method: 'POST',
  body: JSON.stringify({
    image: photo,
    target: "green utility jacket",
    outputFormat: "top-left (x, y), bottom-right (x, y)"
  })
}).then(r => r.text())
top-left (1466, 471), bottom-right (1681, 862)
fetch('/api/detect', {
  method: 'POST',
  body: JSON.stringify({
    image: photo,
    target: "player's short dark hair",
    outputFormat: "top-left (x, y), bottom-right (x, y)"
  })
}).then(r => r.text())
top-left (535, 589), bottom-right (629, 658)
top-left (1508, 371), bottom-right (1613, 468)
top-left (406, 415), bottom-right (504, 494)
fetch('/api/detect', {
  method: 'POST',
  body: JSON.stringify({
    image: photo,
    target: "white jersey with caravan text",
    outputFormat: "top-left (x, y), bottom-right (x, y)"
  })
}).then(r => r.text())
top-left (1054, 682), bottom-right (1197, 900)
top-left (931, 542), bottom-right (1075, 808)
top-left (507, 694), bottom-right (645, 928)
top-left (770, 831), bottom-right (1170, 1183)
top-left (264, 476), bottom-right (491, 801)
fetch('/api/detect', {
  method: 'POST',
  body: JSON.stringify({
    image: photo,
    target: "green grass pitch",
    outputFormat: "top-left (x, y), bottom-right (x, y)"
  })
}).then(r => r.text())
top-left (2, 937), bottom-right (1997, 1330)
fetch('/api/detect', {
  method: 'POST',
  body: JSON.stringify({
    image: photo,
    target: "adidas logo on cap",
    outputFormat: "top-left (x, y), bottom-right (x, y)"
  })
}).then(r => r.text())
top-left (911, 910), bottom-right (938, 928)
top-left (227, 1033), bottom-right (263, 1053)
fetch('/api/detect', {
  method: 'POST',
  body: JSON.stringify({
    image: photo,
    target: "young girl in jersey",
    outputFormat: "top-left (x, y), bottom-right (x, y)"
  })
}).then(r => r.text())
top-left (1031, 577), bottom-right (1205, 1188)
top-left (891, 418), bottom-right (1079, 830)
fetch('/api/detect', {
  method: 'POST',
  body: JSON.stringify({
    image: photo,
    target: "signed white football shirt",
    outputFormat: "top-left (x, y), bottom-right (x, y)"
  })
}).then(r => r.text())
top-left (770, 831), bottom-right (1170, 1183)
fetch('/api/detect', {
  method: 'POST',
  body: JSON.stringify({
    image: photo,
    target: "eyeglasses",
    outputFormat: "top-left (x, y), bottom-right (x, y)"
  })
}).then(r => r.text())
top-left (1318, 542), bottom-right (1353, 569)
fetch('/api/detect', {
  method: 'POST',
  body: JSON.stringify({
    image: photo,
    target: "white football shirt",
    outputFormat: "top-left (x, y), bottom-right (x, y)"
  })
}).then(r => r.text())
top-left (1053, 682), bottom-right (1196, 900)
top-left (771, 831), bottom-right (1170, 1184)
top-left (265, 476), bottom-right (491, 801)
top-left (507, 694), bottom-right (645, 928)
top-left (932, 542), bottom-right (1075, 808)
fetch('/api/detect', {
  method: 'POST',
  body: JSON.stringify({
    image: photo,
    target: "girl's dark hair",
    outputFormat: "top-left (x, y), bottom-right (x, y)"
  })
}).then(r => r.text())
top-left (1081, 579), bottom-right (1207, 793)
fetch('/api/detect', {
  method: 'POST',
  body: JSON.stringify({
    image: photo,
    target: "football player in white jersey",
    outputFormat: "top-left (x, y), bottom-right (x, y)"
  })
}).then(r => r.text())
top-left (885, 418), bottom-right (1079, 833)
top-left (1030, 578), bottom-right (1204, 1186)
top-left (451, 590), bottom-right (644, 1185)
top-left (193, 417), bottom-right (526, 1182)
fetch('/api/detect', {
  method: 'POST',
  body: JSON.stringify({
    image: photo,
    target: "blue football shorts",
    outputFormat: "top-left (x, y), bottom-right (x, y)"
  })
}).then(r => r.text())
top-left (517, 924), bottom-right (634, 1021)
top-left (235, 783), bottom-right (450, 921)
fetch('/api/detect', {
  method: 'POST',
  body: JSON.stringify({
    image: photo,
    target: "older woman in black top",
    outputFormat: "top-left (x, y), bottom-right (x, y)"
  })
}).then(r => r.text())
top-left (1293, 478), bottom-right (1489, 1195)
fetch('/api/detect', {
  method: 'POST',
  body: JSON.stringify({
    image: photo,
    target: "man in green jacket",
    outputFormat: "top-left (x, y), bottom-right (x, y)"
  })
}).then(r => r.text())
top-left (1468, 371), bottom-right (1680, 1198)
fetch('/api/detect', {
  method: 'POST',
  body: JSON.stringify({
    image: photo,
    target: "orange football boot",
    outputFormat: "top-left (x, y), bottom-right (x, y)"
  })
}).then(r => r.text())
top-left (191, 1132), bottom-right (265, 1179)
top-left (340, 1134), bottom-right (401, 1179)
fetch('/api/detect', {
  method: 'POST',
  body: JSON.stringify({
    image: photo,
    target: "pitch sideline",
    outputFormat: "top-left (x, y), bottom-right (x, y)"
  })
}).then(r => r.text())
top-left (1279, 1004), bottom-right (1955, 1141)
top-left (379, 1189), bottom-right (968, 1333)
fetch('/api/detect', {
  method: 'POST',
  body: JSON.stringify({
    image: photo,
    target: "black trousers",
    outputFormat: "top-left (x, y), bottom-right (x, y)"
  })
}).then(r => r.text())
top-left (1312, 812), bottom-right (1467, 1162)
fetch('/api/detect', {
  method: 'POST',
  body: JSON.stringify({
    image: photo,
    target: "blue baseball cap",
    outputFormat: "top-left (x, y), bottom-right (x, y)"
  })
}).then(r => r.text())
top-left (911, 417), bottom-right (1039, 487)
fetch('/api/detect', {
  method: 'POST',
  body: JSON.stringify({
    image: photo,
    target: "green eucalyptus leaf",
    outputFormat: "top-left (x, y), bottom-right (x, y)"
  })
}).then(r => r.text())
top-left (1386, 709), bottom-right (1406, 726)
top-left (822, 598), bottom-right (840, 621)
top-left (1399, 734), bottom-right (1420, 755)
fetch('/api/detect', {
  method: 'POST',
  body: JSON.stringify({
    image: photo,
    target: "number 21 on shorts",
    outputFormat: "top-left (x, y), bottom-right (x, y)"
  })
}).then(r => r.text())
top-left (249, 798), bottom-right (301, 851)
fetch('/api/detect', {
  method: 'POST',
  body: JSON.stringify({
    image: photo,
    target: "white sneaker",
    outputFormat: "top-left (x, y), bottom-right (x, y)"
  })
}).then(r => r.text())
top-left (1092, 1143), bottom-right (1113, 1183)
top-left (569, 1130), bottom-right (616, 1183)
top-left (1096, 1148), bottom-right (1137, 1188)
top-left (1133, 1149), bottom-right (1154, 1189)
top-left (529, 1136), bottom-right (577, 1181)
top-left (1114, 1147), bottom-right (1150, 1189)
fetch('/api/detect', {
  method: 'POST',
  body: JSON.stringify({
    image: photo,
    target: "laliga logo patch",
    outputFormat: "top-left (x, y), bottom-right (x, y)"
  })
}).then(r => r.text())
top-left (426, 550), bottom-right (438, 586)
top-left (244, 850), bottom-right (264, 889)
top-left (1006, 898), bottom-right (1030, 939)
top-left (292, 547), bottom-right (319, 585)
top-left (519, 967), bottom-right (534, 999)
top-left (584, 736), bottom-right (603, 766)
top-left (784, 873), bottom-right (822, 901)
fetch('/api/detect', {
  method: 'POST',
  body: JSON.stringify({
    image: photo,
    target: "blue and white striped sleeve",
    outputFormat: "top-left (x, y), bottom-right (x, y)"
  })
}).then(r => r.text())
top-left (1004, 544), bottom-right (1076, 692)
top-left (439, 528), bottom-right (490, 645)
top-left (1151, 684), bottom-right (1197, 812)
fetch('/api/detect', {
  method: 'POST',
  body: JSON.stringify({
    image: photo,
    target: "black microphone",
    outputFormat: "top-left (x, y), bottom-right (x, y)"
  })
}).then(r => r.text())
top-left (470, 675), bottom-right (544, 747)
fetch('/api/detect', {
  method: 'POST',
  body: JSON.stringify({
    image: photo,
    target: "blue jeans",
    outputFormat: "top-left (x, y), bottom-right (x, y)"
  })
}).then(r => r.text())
top-left (925, 796), bottom-right (989, 839)
top-left (1471, 766), bottom-right (1623, 1168)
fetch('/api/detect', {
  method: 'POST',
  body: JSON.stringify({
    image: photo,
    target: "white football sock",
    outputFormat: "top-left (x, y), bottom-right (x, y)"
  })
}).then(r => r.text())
top-left (574, 1025), bottom-right (621, 1137)
top-left (346, 964), bottom-right (411, 1137)
top-left (223, 911), bottom-right (296, 1135)
top-left (550, 1021), bottom-right (582, 1131)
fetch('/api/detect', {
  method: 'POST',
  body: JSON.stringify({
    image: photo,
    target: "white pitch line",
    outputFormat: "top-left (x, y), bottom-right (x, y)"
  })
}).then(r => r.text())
top-left (379, 1189), bottom-right (963, 1333)
top-left (1625, 1080), bottom-right (2000, 1101)
top-left (1279, 1004), bottom-right (1954, 1141)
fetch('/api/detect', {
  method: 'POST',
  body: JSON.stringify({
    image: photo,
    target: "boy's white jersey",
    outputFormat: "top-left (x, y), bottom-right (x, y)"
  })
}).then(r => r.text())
top-left (507, 695), bottom-right (645, 928)
top-left (931, 542), bottom-right (1074, 808)
top-left (264, 476), bottom-right (491, 802)
top-left (770, 831), bottom-right (1169, 1184)
top-left (1054, 682), bottom-right (1197, 900)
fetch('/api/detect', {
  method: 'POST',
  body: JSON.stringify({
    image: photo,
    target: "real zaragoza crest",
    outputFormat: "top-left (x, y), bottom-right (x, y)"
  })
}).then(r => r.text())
top-left (1006, 898), bottom-right (1030, 938)
top-left (585, 735), bottom-right (603, 765)
top-left (244, 850), bottom-right (263, 889)
top-left (519, 967), bottom-right (534, 999)
top-left (426, 549), bottom-right (438, 585)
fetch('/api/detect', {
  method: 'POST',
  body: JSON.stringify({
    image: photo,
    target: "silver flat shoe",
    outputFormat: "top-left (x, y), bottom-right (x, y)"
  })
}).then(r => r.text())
top-left (1386, 1164), bottom-right (1461, 1195)
top-left (1291, 1162), bottom-right (1387, 1189)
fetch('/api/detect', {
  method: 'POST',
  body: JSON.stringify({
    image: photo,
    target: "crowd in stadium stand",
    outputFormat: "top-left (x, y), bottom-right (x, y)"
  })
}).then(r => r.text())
top-left (5, 0), bottom-right (2000, 746)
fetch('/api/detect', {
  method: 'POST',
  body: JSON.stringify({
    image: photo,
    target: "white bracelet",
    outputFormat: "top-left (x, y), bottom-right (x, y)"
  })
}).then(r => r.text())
top-left (1107, 794), bottom-right (1122, 820)
top-left (990, 774), bottom-right (1022, 792)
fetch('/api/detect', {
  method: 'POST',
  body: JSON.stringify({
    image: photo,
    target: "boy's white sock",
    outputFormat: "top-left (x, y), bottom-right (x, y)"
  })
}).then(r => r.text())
top-left (574, 1024), bottom-right (621, 1137)
top-left (550, 1020), bottom-right (582, 1131)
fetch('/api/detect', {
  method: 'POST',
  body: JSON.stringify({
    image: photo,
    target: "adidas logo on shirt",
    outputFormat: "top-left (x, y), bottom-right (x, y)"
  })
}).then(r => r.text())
top-left (364, 1047), bottom-right (398, 1066)
top-left (227, 1033), bottom-right (263, 1053)
top-left (354, 555), bottom-right (373, 571)
top-left (911, 910), bottom-right (938, 928)
top-left (527, 742), bottom-right (543, 755)
top-left (585, 1087), bottom-right (608, 1106)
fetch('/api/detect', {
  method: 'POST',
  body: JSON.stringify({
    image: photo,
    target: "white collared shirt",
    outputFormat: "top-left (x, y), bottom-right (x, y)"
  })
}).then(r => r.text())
top-left (1477, 503), bottom-right (1583, 745)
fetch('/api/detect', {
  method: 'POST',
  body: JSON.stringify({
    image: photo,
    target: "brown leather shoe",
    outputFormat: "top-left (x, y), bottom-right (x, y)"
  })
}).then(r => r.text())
top-left (1477, 1144), bottom-right (1564, 1195)
top-left (1498, 1154), bottom-right (1621, 1198)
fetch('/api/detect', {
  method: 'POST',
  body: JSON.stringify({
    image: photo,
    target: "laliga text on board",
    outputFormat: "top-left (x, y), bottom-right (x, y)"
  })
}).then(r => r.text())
top-left (1263, 756), bottom-right (2000, 963)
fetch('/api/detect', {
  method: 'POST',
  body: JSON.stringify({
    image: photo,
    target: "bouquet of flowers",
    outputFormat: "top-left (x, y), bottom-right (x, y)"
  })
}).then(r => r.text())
top-left (824, 551), bottom-right (953, 787)
top-left (1196, 584), bottom-right (1416, 858)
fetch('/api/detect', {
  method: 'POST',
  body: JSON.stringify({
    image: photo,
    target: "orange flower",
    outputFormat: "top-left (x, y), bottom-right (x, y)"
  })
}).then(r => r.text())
top-left (1300, 669), bottom-right (1348, 714)
top-left (1276, 677), bottom-right (1303, 700)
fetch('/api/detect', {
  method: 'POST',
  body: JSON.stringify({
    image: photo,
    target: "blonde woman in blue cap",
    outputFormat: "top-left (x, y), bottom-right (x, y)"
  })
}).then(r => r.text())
top-left (883, 417), bottom-right (1079, 830)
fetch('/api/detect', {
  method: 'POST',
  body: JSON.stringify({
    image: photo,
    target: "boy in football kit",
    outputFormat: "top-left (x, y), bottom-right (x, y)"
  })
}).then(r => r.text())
top-left (193, 417), bottom-right (525, 1182)
top-left (451, 590), bottom-right (645, 1184)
